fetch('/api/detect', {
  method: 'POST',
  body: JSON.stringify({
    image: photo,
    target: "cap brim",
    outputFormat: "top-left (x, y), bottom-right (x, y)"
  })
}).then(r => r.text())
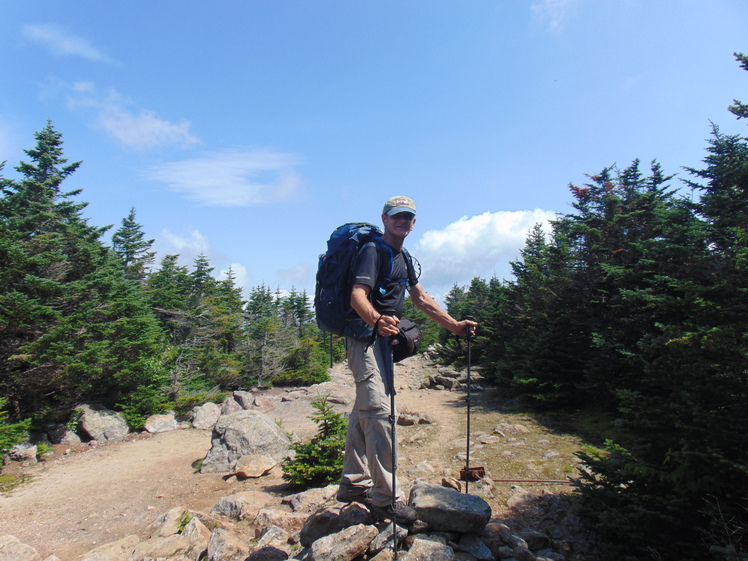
top-left (385, 208), bottom-right (416, 216)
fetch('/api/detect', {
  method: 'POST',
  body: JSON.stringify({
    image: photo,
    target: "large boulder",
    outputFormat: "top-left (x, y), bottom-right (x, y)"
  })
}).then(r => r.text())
top-left (191, 403), bottom-right (222, 430)
top-left (199, 410), bottom-right (291, 474)
top-left (78, 404), bottom-right (129, 442)
top-left (144, 414), bottom-right (178, 434)
top-left (409, 481), bottom-right (492, 534)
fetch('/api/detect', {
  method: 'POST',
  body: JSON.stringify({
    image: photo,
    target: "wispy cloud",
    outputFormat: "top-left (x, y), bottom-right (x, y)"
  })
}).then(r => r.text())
top-left (221, 262), bottom-right (250, 291)
top-left (155, 228), bottom-right (211, 267)
top-left (65, 82), bottom-right (200, 149)
top-left (414, 209), bottom-right (558, 291)
top-left (145, 149), bottom-right (302, 207)
top-left (276, 263), bottom-right (312, 290)
top-left (530, 0), bottom-right (580, 32)
top-left (23, 23), bottom-right (115, 63)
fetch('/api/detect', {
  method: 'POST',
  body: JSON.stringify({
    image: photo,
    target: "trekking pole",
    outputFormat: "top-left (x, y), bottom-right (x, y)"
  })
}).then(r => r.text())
top-left (329, 334), bottom-right (333, 369)
top-left (379, 308), bottom-right (398, 557)
top-left (463, 315), bottom-right (475, 494)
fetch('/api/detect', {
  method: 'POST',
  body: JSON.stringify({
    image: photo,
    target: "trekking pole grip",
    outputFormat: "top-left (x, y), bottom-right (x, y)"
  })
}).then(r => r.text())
top-left (463, 315), bottom-right (475, 339)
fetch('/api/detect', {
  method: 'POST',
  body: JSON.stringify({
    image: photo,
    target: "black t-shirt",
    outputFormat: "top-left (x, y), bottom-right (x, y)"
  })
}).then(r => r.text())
top-left (351, 243), bottom-right (419, 319)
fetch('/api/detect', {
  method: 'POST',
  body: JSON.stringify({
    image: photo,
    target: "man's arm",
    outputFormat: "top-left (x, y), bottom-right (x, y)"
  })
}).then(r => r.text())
top-left (409, 283), bottom-right (476, 337)
top-left (350, 284), bottom-right (400, 337)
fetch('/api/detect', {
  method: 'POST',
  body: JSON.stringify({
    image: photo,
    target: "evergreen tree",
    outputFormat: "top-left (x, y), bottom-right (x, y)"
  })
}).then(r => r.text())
top-left (0, 122), bottom-right (164, 420)
top-left (575, 138), bottom-right (747, 559)
top-left (111, 207), bottom-right (155, 281)
top-left (145, 254), bottom-right (192, 344)
top-left (728, 52), bottom-right (748, 120)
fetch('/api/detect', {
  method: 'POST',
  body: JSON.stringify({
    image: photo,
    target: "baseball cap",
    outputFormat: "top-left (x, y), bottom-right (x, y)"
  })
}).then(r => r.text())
top-left (383, 196), bottom-right (417, 216)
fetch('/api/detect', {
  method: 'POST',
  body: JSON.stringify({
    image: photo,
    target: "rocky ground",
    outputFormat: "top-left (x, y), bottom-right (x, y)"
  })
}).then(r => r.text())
top-left (0, 356), bottom-right (598, 560)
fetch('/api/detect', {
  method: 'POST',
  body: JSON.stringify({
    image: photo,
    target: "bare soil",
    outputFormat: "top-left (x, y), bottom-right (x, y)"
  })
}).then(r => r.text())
top-left (0, 357), bottom-right (587, 560)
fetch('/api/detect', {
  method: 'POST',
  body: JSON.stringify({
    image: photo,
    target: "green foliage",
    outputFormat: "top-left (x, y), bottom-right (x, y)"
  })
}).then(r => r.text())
top-left (111, 207), bottom-right (155, 281)
top-left (116, 384), bottom-right (172, 431)
top-left (282, 394), bottom-right (347, 489)
top-left (0, 398), bottom-right (30, 463)
top-left (0, 122), bottom-right (166, 420)
top-left (36, 442), bottom-right (52, 455)
top-left (439, 60), bottom-right (748, 557)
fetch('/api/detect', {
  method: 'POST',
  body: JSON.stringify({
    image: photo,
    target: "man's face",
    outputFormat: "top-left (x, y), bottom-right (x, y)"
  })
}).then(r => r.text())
top-left (382, 211), bottom-right (416, 238)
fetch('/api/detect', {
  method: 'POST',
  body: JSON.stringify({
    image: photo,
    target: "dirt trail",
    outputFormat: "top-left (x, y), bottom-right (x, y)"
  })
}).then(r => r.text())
top-left (0, 358), bottom-right (471, 560)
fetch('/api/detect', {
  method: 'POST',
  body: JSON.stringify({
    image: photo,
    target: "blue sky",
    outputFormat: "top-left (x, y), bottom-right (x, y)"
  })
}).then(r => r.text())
top-left (2, 1), bottom-right (747, 301)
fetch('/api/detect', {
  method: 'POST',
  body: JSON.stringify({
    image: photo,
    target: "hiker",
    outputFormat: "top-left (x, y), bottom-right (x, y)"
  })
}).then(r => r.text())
top-left (337, 195), bottom-right (477, 525)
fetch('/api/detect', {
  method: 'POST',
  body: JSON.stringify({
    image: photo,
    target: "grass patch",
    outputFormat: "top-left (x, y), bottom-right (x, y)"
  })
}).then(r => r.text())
top-left (0, 473), bottom-right (31, 495)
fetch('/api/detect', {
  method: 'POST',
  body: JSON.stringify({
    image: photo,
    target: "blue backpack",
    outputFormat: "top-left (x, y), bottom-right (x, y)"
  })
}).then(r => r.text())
top-left (314, 222), bottom-right (396, 338)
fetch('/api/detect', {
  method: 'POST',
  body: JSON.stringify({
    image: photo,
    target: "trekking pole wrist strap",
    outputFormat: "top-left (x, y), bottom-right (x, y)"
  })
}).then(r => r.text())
top-left (365, 315), bottom-right (384, 351)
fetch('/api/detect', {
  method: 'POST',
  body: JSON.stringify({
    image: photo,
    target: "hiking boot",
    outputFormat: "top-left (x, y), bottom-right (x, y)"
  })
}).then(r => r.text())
top-left (336, 485), bottom-right (371, 504)
top-left (369, 500), bottom-right (418, 526)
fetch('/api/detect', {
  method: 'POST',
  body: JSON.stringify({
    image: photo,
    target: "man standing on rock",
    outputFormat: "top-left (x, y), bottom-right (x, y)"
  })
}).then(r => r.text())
top-left (337, 195), bottom-right (477, 525)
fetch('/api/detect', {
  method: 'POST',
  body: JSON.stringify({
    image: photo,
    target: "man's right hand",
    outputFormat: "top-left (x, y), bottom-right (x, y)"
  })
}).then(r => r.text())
top-left (377, 314), bottom-right (400, 337)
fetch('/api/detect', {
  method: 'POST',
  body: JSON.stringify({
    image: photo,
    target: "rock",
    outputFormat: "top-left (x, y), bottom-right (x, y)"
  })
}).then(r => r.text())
top-left (191, 403), bottom-right (221, 430)
top-left (232, 454), bottom-right (277, 478)
top-left (299, 506), bottom-right (342, 547)
top-left (0, 535), bottom-right (39, 561)
top-left (149, 506), bottom-right (189, 537)
top-left (128, 534), bottom-right (190, 560)
top-left (400, 535), bottom-right (455, 561)
top-left (248, 526), bottom-right (292, 561)
top-left (519, 529), bottom-right (550, 551)
top-left (481, 522), bottom-right (524, 551)
top-left (282, 484), bottom-right (337, 513)
top-left (398, 413), bottom-right (419, 426)
top-left (182, 517), bottom-right (212, 560)
top-left (7, 443), bottom-right (37, 463)
top-left (308, 524), bottom-right (378, 561)
top-left (441, 477), bottom-right (462, 492)
top-left (457, 532), bottom-right (495, 561)
top-left (47, 423), bottom-right (81, 446)
top-left (368, 524), bottom-right (408, 556)
top-left (211, 491), bottom-right (270, 520)
top-left (144, 413), bottom-right (177, 433)
top-left (471, 477), bottom-right (495, 499)
top-left (254, 508), bottom-right (308, 535)
top-left (409, 481), bottom-right (492, 533)
top-left (253, 396), bottom-right (276, 412)
top-left (408, 460), bottom-right (436, 478)
top-left (506, 487), bottom-right (539, 510)
top-left (200, 410), bottom-right (291, 474)
top-left (207, 528), bottom-right (249, 561)
top-left (77, 404), bottom-right (129, 442)
top-left (339, 502), bottom-right (372, 527)
top-left (233, 391), bottom-right (254, 409)
top-left (77, 534), bottom-right (141, 561)
top-left (493, 423), bottom-right (530, 436)
top-left (220, 396), bottom-right (244, 415)
top-left (434, 375), bottom-right (460, 390)
top-left (246, 545), bottom-right (289, 561)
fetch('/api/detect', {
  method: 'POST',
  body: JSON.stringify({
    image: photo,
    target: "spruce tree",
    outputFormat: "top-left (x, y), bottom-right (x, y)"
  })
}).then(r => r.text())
top-left (0, 122), bottom-right (164, 419)
top-left (111, 207), bottom-right (155, 281)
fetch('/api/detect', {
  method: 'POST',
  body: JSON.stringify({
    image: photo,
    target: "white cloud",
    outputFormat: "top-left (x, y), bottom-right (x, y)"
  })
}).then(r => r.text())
top-left (23, 24), bottom-right (115, 63)
top-left (530, 0), bottom-right (580, 32)
top-left (66, 84), bottom-right (200, 149)
top-left (413, 209), bottom-right (558, 291)
top-left (276, 263), bottom-right (312, 290)
top-left (145, 149), bottom-right (302, 207)
top-left (156, 228), bottom-right (210, 266)
top-left (221, 262), bottom-right (250, 291)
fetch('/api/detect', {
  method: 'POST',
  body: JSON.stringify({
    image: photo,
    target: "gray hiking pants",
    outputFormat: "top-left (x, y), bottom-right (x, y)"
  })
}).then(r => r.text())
top-left (340, 336), bottom-right (403, 507)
